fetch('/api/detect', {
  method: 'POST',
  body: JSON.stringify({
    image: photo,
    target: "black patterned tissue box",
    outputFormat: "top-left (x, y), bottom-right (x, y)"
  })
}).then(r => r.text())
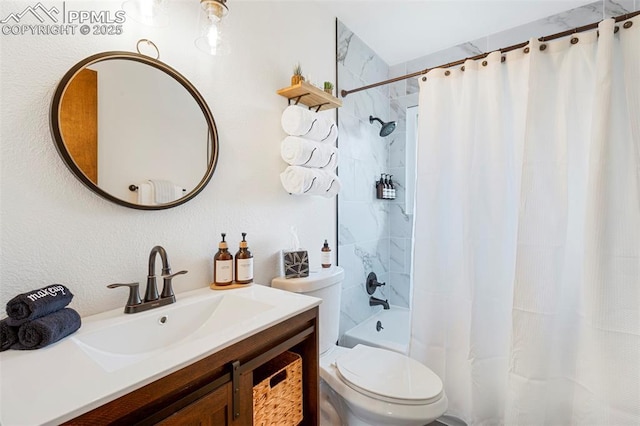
top-left (283, 250), bottom-right (309, 278)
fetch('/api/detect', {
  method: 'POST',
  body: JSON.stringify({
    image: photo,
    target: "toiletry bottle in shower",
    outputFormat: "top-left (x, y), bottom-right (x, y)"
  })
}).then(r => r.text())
top-left (383, 174), bottom-right (390, 199)
top-left (388, 175), bottom-right (396, 199)
top-left (235, 233), bottom-right (254, 284)
top-left (377, 174), bottom-right (385, 199)
top-left (213, 233), bottom-right (233, 286)
top-left (321, 240), bottom-right (332, 268)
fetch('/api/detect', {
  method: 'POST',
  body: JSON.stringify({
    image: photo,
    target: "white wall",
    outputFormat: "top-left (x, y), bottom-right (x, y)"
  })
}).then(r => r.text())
top-left (0, 0), bottom-right (338, 316)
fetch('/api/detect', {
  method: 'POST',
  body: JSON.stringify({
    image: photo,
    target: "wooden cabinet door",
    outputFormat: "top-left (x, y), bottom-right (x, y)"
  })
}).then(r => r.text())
top-left (157, 382), bottom-right (233, 426)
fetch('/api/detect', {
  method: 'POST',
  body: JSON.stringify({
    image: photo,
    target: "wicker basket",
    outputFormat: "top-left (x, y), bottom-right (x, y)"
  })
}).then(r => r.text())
top-left (253, 351), bottom-right (303, 426)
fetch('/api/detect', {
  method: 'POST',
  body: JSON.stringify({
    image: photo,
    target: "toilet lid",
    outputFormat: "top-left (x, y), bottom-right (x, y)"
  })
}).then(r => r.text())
top-left (335, 344), bottom-right (443, 405)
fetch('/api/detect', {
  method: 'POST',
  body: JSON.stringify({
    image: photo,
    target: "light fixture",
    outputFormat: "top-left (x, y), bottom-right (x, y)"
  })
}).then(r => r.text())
top-left (195, 0), bottom-right (230, 55)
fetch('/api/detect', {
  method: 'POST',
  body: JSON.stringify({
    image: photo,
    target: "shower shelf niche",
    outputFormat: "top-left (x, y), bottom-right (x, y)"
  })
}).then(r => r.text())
top-left (277, 80), bottom-right (342, 112)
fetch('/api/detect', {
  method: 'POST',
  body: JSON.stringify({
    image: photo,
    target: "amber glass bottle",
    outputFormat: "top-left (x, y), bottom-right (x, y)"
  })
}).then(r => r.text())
top-left (213, 233), bottom-right (233, 286)
top-left (321, 240), bottom-right (332, 268)
top-left (235, 233), bottom-right (254, 284)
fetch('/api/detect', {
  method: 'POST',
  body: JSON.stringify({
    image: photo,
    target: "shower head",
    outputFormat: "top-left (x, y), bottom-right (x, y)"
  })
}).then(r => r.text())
top-left (369, 115), bottom-right (397, 137)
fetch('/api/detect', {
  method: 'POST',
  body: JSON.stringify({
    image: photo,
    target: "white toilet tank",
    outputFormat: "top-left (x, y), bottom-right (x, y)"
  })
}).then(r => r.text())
top-left (271, 267), bottom-right (344, 354)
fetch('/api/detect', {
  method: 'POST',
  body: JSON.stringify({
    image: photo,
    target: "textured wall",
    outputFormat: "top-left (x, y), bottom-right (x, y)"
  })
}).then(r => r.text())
top-left (0, 1), bottom-right (337, 317)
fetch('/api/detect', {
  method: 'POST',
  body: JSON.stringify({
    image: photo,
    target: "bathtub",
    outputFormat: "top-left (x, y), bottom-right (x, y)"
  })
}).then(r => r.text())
top-left (339, 306), bottom-right (410, 355)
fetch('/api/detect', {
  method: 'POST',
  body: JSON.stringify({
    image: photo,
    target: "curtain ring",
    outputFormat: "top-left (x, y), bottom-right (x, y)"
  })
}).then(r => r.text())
top-left (570, 37), bottom-right (579, 44)
top-left (444, 70), bottom-right (451, 76)
top-left (539, 44), bottom-right (547, 51)
top-left (461, 65), bottom-right (465, 72)
top-left (524, 47), bottom-right (530, 54)
top-left (501, 56), bottom-right (506, 63)
top-left (614, 26), bottom-right (619, 33)
top-left (481, 60), bottom-right (488, 66)
top-left (623, 21), bottom-right (633, 29)
top-left (422, 76), bottom-right (427, 82)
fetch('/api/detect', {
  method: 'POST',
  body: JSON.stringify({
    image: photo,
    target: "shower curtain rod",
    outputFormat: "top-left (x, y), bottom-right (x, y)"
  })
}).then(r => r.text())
top-left (340, 10), bottom-right (640, 98)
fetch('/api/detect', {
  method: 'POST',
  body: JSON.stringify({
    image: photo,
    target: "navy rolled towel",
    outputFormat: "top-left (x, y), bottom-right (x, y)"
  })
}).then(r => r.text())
top-left (12, 308), bottom-right (81, 350)
top-left (5, 284), bottom-right (74, 326)
top-left (1, 318), bottom-right (19, 351)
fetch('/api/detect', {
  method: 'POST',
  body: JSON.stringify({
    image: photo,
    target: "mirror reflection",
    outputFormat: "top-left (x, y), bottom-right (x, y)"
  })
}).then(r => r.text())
top-left (52, 53), bottom-right (218, 210)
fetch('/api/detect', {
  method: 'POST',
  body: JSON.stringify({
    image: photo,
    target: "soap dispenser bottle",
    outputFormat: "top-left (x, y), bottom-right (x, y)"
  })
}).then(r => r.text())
top-left (383, 174), bottom-right (390, 199)
top-left (321, 240), bottom-right (332, 268)
top-left (213, 233), bottom-right (233, 286)
top-left (376, 174), bottom-right (385, 199)
top-left (388, 175), bottom-right (396, 199)
top-left (235, 233), bottom-right (254, 284)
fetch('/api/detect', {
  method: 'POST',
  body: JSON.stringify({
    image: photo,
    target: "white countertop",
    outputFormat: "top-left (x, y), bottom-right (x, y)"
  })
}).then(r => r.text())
top-left (0, 284), bottom-right (320, 426)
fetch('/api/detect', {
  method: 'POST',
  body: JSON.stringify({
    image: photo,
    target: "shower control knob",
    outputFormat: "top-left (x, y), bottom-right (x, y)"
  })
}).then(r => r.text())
top-left (366, 272), bottom-right (386, 295)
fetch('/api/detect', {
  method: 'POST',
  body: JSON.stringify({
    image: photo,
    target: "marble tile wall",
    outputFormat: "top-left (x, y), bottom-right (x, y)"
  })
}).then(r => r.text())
top-left (338, 0), bottom-right (638, 337)
top-left (337, 20), bottom-right (393, 336)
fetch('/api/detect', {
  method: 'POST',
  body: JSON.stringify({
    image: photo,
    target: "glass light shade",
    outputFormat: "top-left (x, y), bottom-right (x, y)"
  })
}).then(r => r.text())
top-left (195, 0), bottom-right (230, 55)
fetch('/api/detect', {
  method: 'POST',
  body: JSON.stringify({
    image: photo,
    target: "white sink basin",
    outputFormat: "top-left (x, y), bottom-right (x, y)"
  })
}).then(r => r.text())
top-left (72, 292), bottom-right (274, 372)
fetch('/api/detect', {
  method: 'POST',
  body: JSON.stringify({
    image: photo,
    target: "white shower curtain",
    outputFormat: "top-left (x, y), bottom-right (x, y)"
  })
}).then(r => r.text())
top-left (410, 18), bottom-right (639, 425)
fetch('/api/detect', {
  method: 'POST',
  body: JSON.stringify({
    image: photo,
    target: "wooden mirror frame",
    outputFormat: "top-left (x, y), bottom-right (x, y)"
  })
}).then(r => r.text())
top-left (50, 51), bottom-right (219, 210)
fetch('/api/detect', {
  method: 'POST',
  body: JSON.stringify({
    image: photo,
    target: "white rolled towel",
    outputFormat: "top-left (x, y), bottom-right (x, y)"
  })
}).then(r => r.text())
top-left (280, 166), bottom-right (341, 198)
top-left (281, 136), bottom-right (338, 170)
top-left (281, 105), bottom-right (337, 143)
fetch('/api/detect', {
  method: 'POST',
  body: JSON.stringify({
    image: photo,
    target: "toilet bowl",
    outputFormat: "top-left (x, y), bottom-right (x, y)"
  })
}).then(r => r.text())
top-left (320, 345), bottom-right (447, 426)
top-left (272, 267), bottom-right (447, 425)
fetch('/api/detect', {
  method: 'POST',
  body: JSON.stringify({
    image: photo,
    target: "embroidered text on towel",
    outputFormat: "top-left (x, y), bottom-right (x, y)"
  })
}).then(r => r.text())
top-left (26, 285), bottom-right (67, 302)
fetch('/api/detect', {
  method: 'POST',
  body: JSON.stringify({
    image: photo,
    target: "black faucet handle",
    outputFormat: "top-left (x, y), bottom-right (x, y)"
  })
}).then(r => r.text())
top-left (161, 270), bottom-right (188, 299)
top-left (107, 282), bottom-right (142, 307)
top-left (366, 272), bottom-right (386, 295)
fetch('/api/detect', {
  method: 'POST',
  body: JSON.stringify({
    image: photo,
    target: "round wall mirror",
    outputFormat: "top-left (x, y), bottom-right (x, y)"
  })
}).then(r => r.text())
top-left (50, 51), bottom-right (219, 210)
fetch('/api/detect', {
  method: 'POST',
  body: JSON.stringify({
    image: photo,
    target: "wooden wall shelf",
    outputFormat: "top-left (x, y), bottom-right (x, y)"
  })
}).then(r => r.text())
top-left (277, 80), bottom-right (342, 112)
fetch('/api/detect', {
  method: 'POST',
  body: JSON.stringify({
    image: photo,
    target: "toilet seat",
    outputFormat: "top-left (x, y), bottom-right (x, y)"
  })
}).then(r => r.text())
top-left (335, 344), bottom-right (443, 405)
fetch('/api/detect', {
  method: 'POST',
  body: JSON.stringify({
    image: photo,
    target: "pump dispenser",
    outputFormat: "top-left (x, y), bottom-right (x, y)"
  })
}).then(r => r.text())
top-left (235, 233), bottom-right (254, 284)
top-left (213, 233), bottom-right (233, 286)
top-left (321, 239), bottom-right (332, 268)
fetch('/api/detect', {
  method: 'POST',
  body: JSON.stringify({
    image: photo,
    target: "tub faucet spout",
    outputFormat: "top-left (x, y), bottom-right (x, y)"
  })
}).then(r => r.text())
top-left (369, 296), bottom-right (389, 310)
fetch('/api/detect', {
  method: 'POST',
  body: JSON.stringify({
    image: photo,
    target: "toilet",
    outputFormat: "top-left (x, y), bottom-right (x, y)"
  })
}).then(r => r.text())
top-left (272, 266), bottom-right (447, 426)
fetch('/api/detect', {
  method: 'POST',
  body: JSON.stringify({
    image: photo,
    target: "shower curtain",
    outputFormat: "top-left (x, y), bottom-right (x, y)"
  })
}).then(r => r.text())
top-left (410, 18), bottom-right (639, 425)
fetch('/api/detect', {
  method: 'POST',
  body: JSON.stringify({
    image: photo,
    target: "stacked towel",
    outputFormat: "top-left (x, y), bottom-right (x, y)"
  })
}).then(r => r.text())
top-left (280, 105), bottom-right (342, 197)
top-left (5, 284), bottom-right (74, 326)
top-left (280, 166), bottom-right (341, 198)
top-left (1, 319), bottom-right (18, 351)
top-left (281, 105), bottom-right (338, 144)
top-left (1, 284), bottom-right (81, 351)
top-left (12, 309), bottom-right (81, 350)
top-left (281, 136), bottom-right (338, 171)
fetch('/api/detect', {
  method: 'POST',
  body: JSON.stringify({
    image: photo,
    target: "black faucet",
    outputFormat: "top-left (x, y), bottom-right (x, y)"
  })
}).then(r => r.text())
top-left (369, 296), bottom-right (390, 310)
top-left (108, 245), bottom-right (188, 314)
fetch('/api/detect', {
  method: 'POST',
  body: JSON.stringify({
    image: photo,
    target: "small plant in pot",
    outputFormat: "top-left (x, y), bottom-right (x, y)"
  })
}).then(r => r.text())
top-left (323, 81), bottom-right (334, 94)
top-left (291, 63), bottom-right (304, 85)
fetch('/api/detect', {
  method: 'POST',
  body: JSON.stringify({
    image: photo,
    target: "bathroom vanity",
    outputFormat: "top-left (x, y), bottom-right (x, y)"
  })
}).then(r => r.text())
top-left (0, 285), bottom-right (320, 425)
